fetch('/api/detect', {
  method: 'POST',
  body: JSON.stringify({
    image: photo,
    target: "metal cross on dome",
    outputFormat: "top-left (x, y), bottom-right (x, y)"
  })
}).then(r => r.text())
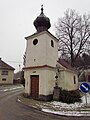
top-left (41, 5), bottom-right (43, 13)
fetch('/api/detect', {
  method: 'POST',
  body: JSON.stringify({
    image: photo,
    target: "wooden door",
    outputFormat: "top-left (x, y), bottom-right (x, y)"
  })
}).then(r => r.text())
top-left (31, 75), bottom-right (39, 98)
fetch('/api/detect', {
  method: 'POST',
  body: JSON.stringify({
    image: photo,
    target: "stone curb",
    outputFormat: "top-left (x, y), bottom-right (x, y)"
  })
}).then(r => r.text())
top-left (17, 95), bottom-right (90, 117)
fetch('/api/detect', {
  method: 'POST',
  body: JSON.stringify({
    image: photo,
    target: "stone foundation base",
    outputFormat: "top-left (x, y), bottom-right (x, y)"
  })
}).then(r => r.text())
top-left (23, 93), bottom-right (53, 101)
top-left (53, 86), bottom-right (60, 101)
top-left (39, 94), bottom-right (53, 101)
top-left (23, 93), bottom-right (30, 98)
top-left (0, 83), bottom-right (13, 85)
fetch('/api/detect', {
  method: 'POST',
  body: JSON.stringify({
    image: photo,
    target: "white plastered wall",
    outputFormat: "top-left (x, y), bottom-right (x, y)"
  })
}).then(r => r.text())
top-left (25, 32), bottom-right (58, 68)
top-left (58, 70), bottom-right (78, 90)
top-left (24, 68), bottom-right (56, 96)
top-left (0, 70), bottom-right (14, 84)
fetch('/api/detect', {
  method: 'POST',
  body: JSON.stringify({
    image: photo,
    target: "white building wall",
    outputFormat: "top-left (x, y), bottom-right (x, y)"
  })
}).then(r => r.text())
top-left (25, 32), bottom-right (58, 68)
top-left (45, 34), bottom-right (58, 67)
top-left (24, 31), bottom-right (58, 97)
top-left (58, 71), bottom-right (65, 89)
top-left (24, 68), bottom-right (56, 96)
top-left (45, 69), bottom-right (56, 95)
top-left (25, 34), bottom-right (46, 67)
top-left (0, 70), bottom-right (14, 84)
top-left (64, 71), bottom-right (78, 90)
top-left (58, 70), bottom-right (78, 90)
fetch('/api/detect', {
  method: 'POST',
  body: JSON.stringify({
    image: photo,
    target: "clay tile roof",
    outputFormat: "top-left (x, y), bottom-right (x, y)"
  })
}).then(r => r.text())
top-left (57, 59), bottom-right (76, 71)
top-left (0, 58), bottom-right (15, 70)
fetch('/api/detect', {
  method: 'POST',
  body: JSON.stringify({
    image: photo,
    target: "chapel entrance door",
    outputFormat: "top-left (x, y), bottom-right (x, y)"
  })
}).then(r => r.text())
top-left (31, 75), bottom-right (39, 98)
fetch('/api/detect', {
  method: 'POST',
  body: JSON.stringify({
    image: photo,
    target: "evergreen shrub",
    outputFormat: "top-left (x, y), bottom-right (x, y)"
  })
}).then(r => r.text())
top-left (59, 88), bottom-right (81, 104)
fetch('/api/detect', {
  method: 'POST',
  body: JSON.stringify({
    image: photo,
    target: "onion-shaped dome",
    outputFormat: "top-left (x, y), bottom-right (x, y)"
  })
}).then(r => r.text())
top-left (33, 5), bottom-right (51, 32)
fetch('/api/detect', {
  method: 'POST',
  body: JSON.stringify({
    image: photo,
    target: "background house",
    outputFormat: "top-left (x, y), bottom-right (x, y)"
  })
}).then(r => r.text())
top-left (0, 58), bottom-right (15, 85)
top-left (13, 71), bottom-right (22, 84)
top-left (78, 66), bottom-right (90, 83)
top-left (13, 70), bottom-right (25, 86)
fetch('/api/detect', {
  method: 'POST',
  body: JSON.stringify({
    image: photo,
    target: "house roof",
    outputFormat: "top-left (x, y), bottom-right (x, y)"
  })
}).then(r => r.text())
top-left (57, 59), bottom-right (77, 72)
top-left (0, 58), bottom-right (15, 70)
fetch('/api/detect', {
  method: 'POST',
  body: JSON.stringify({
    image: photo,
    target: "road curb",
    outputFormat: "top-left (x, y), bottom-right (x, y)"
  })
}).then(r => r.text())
top-left (17, 95), bottom-right (90, 117)
top-left (16, 97), bottom-right (42, 111)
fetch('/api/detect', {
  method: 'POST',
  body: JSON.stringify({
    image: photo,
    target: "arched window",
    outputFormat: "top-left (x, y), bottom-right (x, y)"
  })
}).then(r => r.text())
top-left (88, 75), bottom-right (90, 82)
top-left (51, 40), bottom-right (54, 47)
top-left (74, 76), bottom-right (76, 84)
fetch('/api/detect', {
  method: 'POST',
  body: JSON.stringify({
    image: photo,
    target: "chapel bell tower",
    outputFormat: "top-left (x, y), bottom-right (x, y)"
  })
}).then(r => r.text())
top-left (24, 6), bottom-right (58, 101)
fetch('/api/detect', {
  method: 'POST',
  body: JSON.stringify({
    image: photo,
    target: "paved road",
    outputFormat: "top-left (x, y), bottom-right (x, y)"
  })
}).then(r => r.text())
top-left (0, 86), bottom-right (90, 120)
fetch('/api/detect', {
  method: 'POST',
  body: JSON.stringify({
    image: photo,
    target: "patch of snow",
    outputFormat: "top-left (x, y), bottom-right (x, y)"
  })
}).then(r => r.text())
top-left (42, 109), bottom-right (90, 116)
top-left (2, 85), bottom-right (23, 92)
top-left (40, 94), bottom-right (90, 116)
top-left (3, 89), bottom-right (8, 92)
top-left (17, 99), bottom-right (21, 103)
top-left (49, 101), bottom-right (84, 111)
top-left (8, 86), bottom-right (22, 91)
top-left (81, 93), bottom-right (90, 103)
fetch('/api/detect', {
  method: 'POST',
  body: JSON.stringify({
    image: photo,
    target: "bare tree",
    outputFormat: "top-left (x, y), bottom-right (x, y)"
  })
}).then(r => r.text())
top-left (55, 9), bottom-right (90, 67)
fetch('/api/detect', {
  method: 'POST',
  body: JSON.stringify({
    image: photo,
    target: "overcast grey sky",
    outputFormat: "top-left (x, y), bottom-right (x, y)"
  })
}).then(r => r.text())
top-left (0, 0), bottom-right (90, 72)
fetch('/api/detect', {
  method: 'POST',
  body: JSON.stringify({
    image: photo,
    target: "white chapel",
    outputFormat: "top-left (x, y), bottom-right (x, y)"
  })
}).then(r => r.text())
top-left (23, 6), bottom-right (78, 101)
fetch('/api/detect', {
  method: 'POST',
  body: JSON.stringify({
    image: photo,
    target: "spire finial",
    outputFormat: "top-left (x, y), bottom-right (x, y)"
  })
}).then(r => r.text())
top-left (41, 5), bottom-right (43, 14)
top-left (33, 5), bottom-right (51, 32)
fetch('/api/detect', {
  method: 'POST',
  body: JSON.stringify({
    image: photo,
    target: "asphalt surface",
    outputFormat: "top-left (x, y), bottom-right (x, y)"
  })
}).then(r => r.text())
top-left (0, 85), bottom-right (90, 120)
